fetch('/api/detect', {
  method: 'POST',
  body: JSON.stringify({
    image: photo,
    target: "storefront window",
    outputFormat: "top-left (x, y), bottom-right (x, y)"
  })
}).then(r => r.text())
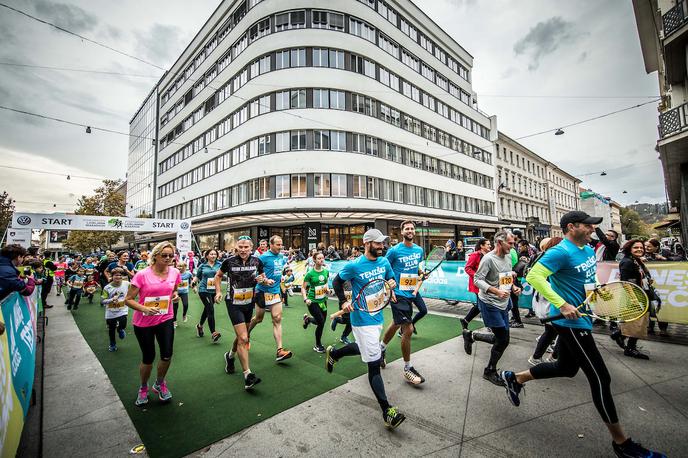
top-left (198, 233), bottom-right (219, 252)
top-left (222, 229), bottom-right (250, 252)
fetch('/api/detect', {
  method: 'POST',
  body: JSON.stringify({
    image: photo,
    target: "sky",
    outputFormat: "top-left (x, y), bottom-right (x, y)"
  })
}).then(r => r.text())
top-left (0, 0), bottom-right (664, 214)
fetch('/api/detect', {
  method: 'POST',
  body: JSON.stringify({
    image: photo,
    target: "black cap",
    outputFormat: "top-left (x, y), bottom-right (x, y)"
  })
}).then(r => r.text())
top-left (560, 211), bottom-right (603, 230)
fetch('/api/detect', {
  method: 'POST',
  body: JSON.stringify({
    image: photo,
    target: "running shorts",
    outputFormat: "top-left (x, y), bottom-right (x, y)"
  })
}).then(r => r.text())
top-left (351, 325), bottom-right (383, 363)
top-left (477, 297), bottom-right (511, 329)
top-left (391, 297), bottom-right (413, 325)
top-left (225, 301), bottom-right (254, 326)
top-left (133, 319), bottom-right (174, 365)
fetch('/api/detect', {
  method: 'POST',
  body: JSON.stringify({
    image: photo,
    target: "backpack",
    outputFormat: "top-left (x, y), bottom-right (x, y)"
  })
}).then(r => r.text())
top-left (523, 251), bottom-right (545, 279)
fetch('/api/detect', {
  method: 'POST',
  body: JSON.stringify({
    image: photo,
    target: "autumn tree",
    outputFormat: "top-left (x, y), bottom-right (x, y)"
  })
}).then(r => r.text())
top-left (620, 207), bottom-right (652, 239)
top-left (64, 180), bottom-right (125, 253)
top-left (0, 191), bottom-right (15, 236)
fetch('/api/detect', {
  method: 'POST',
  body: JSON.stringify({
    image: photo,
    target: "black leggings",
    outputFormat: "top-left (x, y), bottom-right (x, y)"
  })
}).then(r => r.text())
top-left (411, 294), bottom-right (427, 325)
top-left (509, 291), bottom-right (522, 323)
top-left (330, 343), bottom-right (390, 413)
top-left (106, 315), bottom-right (127, 345)
top-left (487, 326), bottom-right (510, 370)
top-left (530, 326), bottom-right (618, 424)
top-left (465, 304), bottom-right (481, 323)
top-left (307, 302), bottom-right (327, 347)
top-left (177, 293), bottom-right (189, 319)
top-left (198, 292), bottom-right (216, 333)
top-left (134, 319), bottom-right (175, 365)
top-left (533, 324), bottom-right (558, 359)
top-left (41, 275), bottom-right (53, 306)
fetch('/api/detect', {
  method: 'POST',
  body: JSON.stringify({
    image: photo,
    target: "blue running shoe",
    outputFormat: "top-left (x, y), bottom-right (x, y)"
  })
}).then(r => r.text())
top-left (500, 370), bottom-right (524, 407)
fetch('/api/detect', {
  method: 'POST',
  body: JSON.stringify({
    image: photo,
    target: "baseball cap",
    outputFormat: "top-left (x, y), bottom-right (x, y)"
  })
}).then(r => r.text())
top-left (363, 228), bottom-right (389, 243)
top-left (560, 211), bottom-right (603, 230)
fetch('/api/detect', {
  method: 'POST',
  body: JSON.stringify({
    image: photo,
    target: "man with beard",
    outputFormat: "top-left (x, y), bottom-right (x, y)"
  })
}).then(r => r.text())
top-left (326, 229), bottom-right (405, 429)
top-left (379, 220), bottom-right (426, 385)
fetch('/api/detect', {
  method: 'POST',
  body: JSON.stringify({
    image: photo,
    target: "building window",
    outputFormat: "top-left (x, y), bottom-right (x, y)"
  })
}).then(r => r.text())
top-left (314, 130), bottom-right (330, 150)
top-left (379, 34), bottom-right (399, 58)
top-left (276, 132), bottom-right (290, 152)
top-left (291, 174), bottom-right (307, 197)
top-left (331, 173), bottom-right (347, 197)
top-left (275, 10), bottom-right (305, 31)
top-left (291, 130), bottom-right (307, 150)
top-left (314, 173), bottom-right (331, 196)
top-left (367, 177), bottom-right (379, 199)
top-left (329, 50), bottom-right (345, 69)
top-left (275, 50), bottom-right (289, 69)
top-left (313, 48), bottom-right (328, 67)
top-left (313, 89), bottom-right (329, 108)
top-left (290, 89), bottom-right (306, 108)
top-left (290, 48), bottom-right (306, 67)
top-left (349, 18), bottom-right (375, 42)
top-left (352, 175), bottom-right (366, 198)
top-left (329, 90), bottom-right (345, 110)
top-left (312, 11), bottom-right (344, 30)
top-left (276, 175), bottom-right (290, 198)
top-left (331, 131), bottom-right (346, 151)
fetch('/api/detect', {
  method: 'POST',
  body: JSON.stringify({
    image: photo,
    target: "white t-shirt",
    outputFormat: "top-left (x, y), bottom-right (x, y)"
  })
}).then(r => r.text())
top-left (102, 282), bottom-right (130, 319)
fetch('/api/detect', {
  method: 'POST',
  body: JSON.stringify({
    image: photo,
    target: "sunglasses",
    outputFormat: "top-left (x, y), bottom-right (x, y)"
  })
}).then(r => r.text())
top-left (159, 253), bottom-right (175, 258)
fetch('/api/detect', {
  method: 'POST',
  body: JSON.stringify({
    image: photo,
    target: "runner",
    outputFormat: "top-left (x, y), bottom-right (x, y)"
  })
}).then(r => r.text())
top-left (380, 220), bottom-right (425, 385)
top-left (124, 241), bottom-right (180, 406)
top-left (301, 252), bottom-right (330, 353)
top-left (461, 238), bottom-right (491, 331)
top-left (98, 252), bottom-right (116, 290)
top-left (83, 274), bottom-right (98, 304)
top-left (176, 261), bottom-right (192, 324)
top-left (54, 256), bottom-right (67, 296)
top-left (213, 235), bottom-right (265, 389)
top-left (101, 267), bottom-right (129, 352)
top-left (66, 267), bottom-right (86, 311)
top-left (499, 211), bottom-right (665, 458)
top-left (469, 230), bottom-right (521, 386)
top-left (280, 266), bottom-right (295, 307)
top-left (193, 249), bottom-right (222, 343)
top-left (249, 236), bottom-right (293, 362)
top-left (106, 251), bottom-right (135, 281)
top-left (134, 251), bottom-right (149, 273)
top-left (41, 255), bottom-right (56, 308)
top-left (326, 228), bottom-right (405, 429)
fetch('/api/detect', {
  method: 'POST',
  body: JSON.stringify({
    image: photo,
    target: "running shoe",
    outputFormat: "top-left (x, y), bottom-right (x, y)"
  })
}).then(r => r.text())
top-left (212, 332), bottom-right (222, 343)
top-left (500, 370), bottom-right (524, 407)
top-left (118, 329), bottom-right (126, 340)
top-left (340, 336), bottom-right (351, 345)
top-left (546, 343), bottom-right (555, 353)
top-left (108, 344), bottom-right (117, 352)
top-left (624, 348), bottom-right (650, 360)
top-left (524, 311), bottom-right (536, 319)
top-left (183, 315), bottom-right (188, 323)
top-left (303, 314), bottom-right (310, 330)
top-left (313, 345), bottom-right (326, 353)
top-left (462, 329), bottom-right (474, 355)
top-left (412, 325), bottom-right (417, 335)
top-left (403, 367), bottom-right (425, 385)
top-left (383, 406), bottom-right (406, 429)
top-left (509, 321), bottom-right (524, 328)
top-left (325, 345), bottom-right (337, 373)
top-left (612, 438), bottom-right (666, 457)
top-left (135, 386), bottom-right (148, 406)
top-left (276, 348), bottom-right (293, 362)
top-left (330, 316), bottom-right (340, 332)
top-left (224, 352), bottom-right (235, 374)
top-left (611, 329), bottom-right (626, 350)
top-left (152, 380), bottom-right (172, 402)
top-left (44, 304), bottom-right (53, 309)
top-left (527, 356), bottom-right (543, 366)
top-left (244, 372), bottom-right (261, 390)
top-left (482, 369), bottom-right (505, 387)
top-left (174, 321), bottom-right (178, 329)
top-left (397, 329), bottom-right (403, 338)
top-left (380, 347), bottom-right (387, 369)
top-left (196, 324), bottom-right (204, 337)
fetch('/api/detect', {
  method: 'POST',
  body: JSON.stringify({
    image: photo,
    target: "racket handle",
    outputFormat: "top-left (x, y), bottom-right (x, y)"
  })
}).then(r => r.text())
top-left (540, 314), bottom-right (563, 323)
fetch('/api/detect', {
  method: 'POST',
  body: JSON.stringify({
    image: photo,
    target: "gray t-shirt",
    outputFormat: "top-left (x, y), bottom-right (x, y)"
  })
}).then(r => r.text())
top-left (473, 251), bottom-right (514, 310)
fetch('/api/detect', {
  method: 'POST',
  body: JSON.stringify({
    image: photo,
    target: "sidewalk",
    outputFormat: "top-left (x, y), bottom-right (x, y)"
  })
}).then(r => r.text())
top-left (193, 322), bottom-right (688, 457)
top-left (42, 296), bottom-right (142, 457)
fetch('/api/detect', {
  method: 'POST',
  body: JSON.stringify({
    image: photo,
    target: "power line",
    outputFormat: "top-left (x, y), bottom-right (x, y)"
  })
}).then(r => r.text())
top-left (574, 160), bottom-right (659, 178)
top-left (0, 2), bottom-right (165, 71)
top-left (0, 61), bottom-right (160, 78)
top-left (0, 164), bottom-right (106, 181)
top-left (479, 94), bottom-right (660, 100)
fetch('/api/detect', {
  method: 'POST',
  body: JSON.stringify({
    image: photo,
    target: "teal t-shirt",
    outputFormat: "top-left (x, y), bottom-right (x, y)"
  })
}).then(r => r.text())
top-left (337, 256), bottom-right (394, 327)
top-left (538, 238), bottom-right (597, 330)
top-left (385, 243), bottom-right (423, 298)
top-left (256, 251), bottom-right (286, 295)
top-left (195, 261), bottom-right (221, 293)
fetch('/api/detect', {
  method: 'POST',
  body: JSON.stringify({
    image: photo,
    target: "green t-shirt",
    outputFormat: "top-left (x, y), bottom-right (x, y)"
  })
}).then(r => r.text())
top-left (303, 268), bottom-right (329, 307)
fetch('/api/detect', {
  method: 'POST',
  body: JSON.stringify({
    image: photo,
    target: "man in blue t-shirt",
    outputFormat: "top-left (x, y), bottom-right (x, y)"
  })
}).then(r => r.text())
top-left (328, 228), bottom-right (405, 430)
top-left (381, 220), bottom-right (426, 385)
top-left (249, 235), bottom-right (293, 363)
top-left (500, 211), bottom-right (665, 458)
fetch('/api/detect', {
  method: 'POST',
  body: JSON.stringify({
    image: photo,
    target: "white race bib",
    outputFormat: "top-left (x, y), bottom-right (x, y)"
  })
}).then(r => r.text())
top-left (314, 284), bottom-right (328, 300)
top-left (144, 296), bottom-right (169, 313)
top-left (263, 292), bottom-right (281, 306)
top-left (205, 278), bottom-right (216, 291)
top-left (498, 272), bottom-right (514, 292)
top-left (72, 280), bottom-right (83, 288)
top-left (180, 280), bottom-right (189, 289)
top-left (232, 287), bottom-right (254, 305)
top-left (399, 273), bottom-right (419, 291)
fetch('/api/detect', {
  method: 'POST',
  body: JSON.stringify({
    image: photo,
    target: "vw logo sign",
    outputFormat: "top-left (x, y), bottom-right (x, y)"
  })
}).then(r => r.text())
top-left (180, 222), bottom-right (190, 230)
top-left (16, 216), bottom-right (31, 226)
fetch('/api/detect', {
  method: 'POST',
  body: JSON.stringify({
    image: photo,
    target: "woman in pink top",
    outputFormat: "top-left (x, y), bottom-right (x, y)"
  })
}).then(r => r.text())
top-left (125, 241), bottom-right (181, 407)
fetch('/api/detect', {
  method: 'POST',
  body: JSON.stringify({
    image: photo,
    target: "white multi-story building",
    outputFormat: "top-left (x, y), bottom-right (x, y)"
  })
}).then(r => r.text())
top-left (547, 166), bottom-right (581, 237)
top-left (133, 0), bottom-right (500, 252)
top-left (127, 85), bottom-right (159, 218)
top-left (495, 132), bottom-right (551, 241)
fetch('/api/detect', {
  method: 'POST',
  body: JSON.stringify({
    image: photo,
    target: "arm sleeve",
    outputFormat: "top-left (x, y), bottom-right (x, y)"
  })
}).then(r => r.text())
top-left (525, 263), bottom-right (566, 308)
top-left (332, 274), bottom-right (347, 304)
top-left (472, 258), bottom-right (491, 293)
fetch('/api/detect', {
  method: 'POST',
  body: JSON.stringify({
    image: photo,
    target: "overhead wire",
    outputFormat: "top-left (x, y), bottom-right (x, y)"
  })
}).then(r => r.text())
top-left (0, 61), bottom-right (160, 79)
top-left (0, 164), bottom-right (105, 181)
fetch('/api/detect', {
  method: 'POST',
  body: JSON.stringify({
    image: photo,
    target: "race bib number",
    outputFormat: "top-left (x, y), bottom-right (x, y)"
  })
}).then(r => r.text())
top-left (498, 272), bottom-right (514, 292)
top-left (264, 292), bottom-right (281, 306)
top-left (72, 280), bottom-right (83, 288)
top-left (180, 280), bottom-right (189, 289)
top-left (314, 284), bottom-right (328, 300)
top-left (108, 297), bottom-right (124, 309)
top-left (399, 273), bottom-right (419, 291)
top-left (232, 288), bottom-right (254, 305)
top-left (85, 269), bottom-right (94, 275)
top-left (206, 278), bottom-right (216, 291)
top-left (364, 290), bottom-right (385, 312)
top-left (145, 296), bottom-right (169, 313)
top-left (86, 286), bottom-right (96, 294)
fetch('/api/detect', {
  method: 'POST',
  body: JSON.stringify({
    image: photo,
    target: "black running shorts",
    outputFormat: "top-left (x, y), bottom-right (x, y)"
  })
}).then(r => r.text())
top-left (391, 297), bottom-right (413, 325)
top-left (225, 301), bottom-right (254, 326)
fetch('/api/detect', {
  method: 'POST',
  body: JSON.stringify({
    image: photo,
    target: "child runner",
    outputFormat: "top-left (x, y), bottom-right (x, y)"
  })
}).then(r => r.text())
top-left (193, 249), bottom-right (222, 343)
top-left (134, 252), bottom-right (149, 273)
top-left (54, 256), bottom-right (67, 296)
top-left (176, 261), bottom-right (192, 324)
top-left (101, 268), bottom-right (129, 352)
top-left (84, 275), bottom-right (98, 304)
top-left (301, 252), bottom-right (330, 353)
top-left (125, 241), bottom-right (180, 406)
top-left (66, 267), bottom-right (86, 311)
top-left (280, 266), bottom-right (295, 307)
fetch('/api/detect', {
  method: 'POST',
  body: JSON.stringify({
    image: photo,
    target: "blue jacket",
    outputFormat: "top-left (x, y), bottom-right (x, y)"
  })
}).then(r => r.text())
top-left (0, 256), bottom-right (34, 302)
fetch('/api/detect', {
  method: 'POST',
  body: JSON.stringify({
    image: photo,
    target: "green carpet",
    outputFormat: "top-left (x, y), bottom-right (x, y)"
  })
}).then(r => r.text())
top-left (71, 292), bottom-right (466, 457)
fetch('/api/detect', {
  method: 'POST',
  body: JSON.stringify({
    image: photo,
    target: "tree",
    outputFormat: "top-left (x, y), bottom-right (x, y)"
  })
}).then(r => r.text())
top-left (0, 191), bottom-right (15, 236)
top-left (620, 207), bottom-right (652, 239)
top-left (64, 180), bottom-right (125, 253)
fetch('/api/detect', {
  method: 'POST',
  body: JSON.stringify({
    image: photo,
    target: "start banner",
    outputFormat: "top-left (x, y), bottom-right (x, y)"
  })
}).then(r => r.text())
top-left (11, 213), bottom-right (191, 233)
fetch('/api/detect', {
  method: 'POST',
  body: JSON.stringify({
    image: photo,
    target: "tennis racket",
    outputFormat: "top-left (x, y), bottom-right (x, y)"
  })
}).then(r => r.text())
top-left (411, 246), bottom-right (446, 296)
top-left (330, 278), bottom-right (393, 319)
top-left (541, 281), bottom-right (649, 323)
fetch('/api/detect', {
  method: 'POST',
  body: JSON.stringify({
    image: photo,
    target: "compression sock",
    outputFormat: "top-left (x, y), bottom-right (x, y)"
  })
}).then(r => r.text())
top-left (367, 360), bottom-right (390, 413)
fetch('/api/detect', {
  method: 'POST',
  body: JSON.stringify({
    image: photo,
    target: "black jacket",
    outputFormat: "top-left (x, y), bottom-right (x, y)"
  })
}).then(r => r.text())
top-left (595, 227), bottom-right (619, 261)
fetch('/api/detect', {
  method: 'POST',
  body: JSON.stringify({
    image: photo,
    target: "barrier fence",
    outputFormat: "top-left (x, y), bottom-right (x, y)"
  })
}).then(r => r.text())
top-left (291, 260), bottom-right (688, 325)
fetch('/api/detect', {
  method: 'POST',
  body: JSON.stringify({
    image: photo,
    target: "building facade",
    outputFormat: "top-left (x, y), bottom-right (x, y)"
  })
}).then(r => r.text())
top-left (633, 0), bottom-right (688, 244)
top-left (495, 132), bottom-right (551, 240)
top-left (546, 166), bottom-right (581, 237)
top-left (135, 0), bottom-right (500, 253)
top-left (610, 201), bottom-right (623, 235)
top-left (127, 85), bottom-right (160, 218)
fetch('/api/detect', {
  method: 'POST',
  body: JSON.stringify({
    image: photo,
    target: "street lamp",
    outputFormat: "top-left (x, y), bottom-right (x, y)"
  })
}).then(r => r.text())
top-left (554, 128), bottom-right (564, 136)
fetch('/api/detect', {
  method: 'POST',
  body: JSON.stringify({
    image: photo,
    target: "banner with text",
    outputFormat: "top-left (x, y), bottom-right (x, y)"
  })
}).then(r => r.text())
top-left (11, 213), bottom-right (191, 233)
top-left (5, 229), bottom-right (31, 248)
top-left (0, 289), bottom-right (39, 458)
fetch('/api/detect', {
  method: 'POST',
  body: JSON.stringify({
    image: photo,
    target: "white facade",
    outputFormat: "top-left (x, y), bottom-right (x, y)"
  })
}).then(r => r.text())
top-left (495, 132), bottom-right (551, 240)
top-left (134, 0), bottom-right (500, 251)
top-left (547, 166), bottom-right (581, 237)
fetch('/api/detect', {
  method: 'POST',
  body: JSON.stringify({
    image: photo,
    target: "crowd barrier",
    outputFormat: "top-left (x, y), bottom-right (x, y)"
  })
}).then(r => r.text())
top-left (0, 288), bottom-right (39, 458)
top-left (289, 260), bottom-right (688, 325)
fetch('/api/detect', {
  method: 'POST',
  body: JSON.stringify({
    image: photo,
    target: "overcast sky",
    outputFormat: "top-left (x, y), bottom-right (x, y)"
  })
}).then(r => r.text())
top-left (0, 0), bottom-right (663, 214)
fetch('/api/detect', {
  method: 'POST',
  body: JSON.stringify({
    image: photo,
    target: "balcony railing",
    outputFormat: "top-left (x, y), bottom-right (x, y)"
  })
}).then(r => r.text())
top-left (663, 1), bottom-right (688, 37)
top-left (659, 102), bottom-right (688, 138)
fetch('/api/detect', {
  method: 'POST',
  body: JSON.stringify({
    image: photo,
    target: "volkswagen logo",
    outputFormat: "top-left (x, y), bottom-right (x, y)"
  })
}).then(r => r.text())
top-left (180, 222), bottom-right (190, 230)
top-left (16, 216), bottom-right (31, 226)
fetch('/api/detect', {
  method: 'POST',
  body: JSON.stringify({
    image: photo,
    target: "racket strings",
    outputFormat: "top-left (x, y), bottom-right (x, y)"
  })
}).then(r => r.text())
top-left (356, 280), bottom-right (392, 312)
top-left (589, 283), bottom-right (648, 321)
